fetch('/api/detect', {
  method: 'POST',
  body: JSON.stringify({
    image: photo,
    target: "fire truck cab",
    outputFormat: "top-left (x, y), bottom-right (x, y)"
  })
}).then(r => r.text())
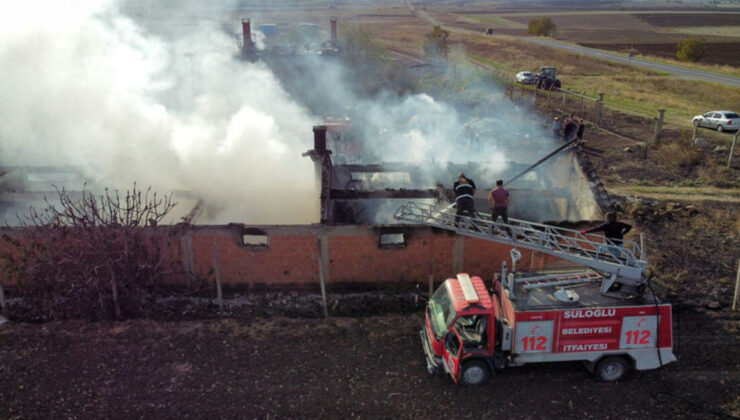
top-left (421, 273), bottom-right (676, 386)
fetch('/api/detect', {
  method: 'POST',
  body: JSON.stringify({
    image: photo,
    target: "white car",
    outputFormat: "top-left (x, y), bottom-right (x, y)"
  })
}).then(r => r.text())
top-left (516, 71), bottom-right (536, 85)
top-left (692, 110), bottom-right (739, 133)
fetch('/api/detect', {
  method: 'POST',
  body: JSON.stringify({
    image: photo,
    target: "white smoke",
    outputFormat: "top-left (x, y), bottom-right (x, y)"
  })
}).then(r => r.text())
top-left (0, 0), bottom-right (591, 226)
top-left (0, 0), bottom-right (319, 224)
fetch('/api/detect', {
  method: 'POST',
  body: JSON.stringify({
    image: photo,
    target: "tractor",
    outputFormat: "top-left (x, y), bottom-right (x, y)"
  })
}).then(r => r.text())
top-left (535, 66), bottom-right (561, 90)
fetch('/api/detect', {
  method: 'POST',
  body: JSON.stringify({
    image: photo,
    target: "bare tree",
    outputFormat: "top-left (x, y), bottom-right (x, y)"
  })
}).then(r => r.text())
top-left (1, 184), bottom-right (179, 320)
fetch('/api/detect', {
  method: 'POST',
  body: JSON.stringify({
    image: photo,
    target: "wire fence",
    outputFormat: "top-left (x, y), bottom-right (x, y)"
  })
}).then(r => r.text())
top-left (506, 84), bottom-right (662, 145)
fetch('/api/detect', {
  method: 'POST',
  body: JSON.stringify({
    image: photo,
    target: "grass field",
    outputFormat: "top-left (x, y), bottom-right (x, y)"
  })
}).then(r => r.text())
top-left (381, 4), bottom-right (740, 132)
top-left (457, 34), bottom-right (740, 127)
top-left (657, 26), bottom-right (740, 37)
top-left (457, 14), bottom-right (527, 29)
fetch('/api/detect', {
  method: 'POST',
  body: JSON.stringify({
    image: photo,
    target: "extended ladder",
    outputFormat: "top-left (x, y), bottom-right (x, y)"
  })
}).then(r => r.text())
top-left (393, 202), bottom-right (648, 289)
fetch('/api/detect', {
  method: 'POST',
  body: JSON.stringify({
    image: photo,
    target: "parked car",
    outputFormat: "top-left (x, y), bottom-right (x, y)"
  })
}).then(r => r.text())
top-left (515, 71), bottom-right (536, 85)
top-left (692, 110), bottom-right (739, 133)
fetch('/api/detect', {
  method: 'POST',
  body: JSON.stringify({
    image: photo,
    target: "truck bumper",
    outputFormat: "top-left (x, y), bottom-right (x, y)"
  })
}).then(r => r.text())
top-left (420, 329), bottom-right (442, 375)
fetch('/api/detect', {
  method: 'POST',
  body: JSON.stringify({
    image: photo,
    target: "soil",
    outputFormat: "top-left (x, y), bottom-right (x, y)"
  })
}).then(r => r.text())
top-left (2, 311), bottom-right (739, 419)
top-left (635, 13), bottom-right (740, 28)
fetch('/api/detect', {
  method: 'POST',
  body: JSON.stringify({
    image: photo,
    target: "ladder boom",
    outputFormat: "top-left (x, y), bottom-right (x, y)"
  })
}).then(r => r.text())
top-left (393, 202), bottom-right (647, 286)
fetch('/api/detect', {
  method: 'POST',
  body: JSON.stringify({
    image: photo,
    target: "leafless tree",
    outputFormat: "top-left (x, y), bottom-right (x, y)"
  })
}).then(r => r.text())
top-left (2, 184), bottom-right (179, 320)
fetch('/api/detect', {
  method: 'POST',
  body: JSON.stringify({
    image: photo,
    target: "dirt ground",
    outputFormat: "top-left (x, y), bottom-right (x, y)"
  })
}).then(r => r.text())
top-left (1, 310), bottom-right (739, 419)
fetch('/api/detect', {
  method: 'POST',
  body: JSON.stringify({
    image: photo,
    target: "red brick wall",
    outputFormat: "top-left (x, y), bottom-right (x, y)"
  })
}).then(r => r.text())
top-left (189, 234), bottom-right (319, 286)
top-left (463, 238), bottom-right (558, 278)
top-left (0, 225), bottom-right (569, 289)
top-left (328, 230), bottom-right (456, 284)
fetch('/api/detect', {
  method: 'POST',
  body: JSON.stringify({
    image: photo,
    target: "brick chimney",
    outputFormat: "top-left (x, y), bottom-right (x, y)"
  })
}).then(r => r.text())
top-left (330, 16), bottom-right (337, 45)
top-left (242, 18), bottom-right (254, 50)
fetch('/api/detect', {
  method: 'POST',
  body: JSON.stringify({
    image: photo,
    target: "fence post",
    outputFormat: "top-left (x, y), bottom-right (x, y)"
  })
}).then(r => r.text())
top-left (317, 233), bottom-right (330, 318)
top-left (561, 89), bottom-right (567, 107)
top-left (733, 257), bottom-right (740, 311)
top-left (0, 278), bottom-right (6, 317)
top-left (597, 93), bottom-right (604, 125)
top-left (728, 130), bottom-right (739, 169)
top-left (653, 109), bottom-right (665, 145)
top-left (428, 259), bottom-right (436, 296)
top-left (579, 91), bottom-right (586, 116)
top-left (213, 238), bottom-right (224, 315)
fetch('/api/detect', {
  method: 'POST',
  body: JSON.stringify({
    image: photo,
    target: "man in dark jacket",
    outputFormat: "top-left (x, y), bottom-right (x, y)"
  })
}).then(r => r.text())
top-left (563, 114), bottom-right (578, 141)
top-left (454, 172), bottom-right (477, 221)
top-left (576, 119), bottom-right (585, 141)
top-left (581, 212), bottom-right (632, 258)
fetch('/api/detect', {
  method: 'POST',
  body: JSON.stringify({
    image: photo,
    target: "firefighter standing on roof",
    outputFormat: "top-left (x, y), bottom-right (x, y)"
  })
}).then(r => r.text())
top-left (488, 179), bottom-right (511, 235)
top-left (454, 172), bottom-right (477, 219)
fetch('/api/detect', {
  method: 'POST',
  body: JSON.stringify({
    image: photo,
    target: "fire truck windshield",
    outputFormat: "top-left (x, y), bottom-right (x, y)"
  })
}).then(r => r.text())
top-left (428, 285), bottom-right (456, 340)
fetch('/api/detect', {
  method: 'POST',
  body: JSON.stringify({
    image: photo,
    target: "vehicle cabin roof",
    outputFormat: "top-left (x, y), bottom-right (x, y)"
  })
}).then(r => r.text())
top-left (446, 274), bottom-right (493, 314)
top-left (712, 110), bottom-right (737, 114)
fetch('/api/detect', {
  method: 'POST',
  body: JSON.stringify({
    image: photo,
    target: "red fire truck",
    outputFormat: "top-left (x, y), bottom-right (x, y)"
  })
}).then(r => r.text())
top-left (394, 202), bottom-right (677, 385)
top-left (420, 272), bottom-right (676, 386)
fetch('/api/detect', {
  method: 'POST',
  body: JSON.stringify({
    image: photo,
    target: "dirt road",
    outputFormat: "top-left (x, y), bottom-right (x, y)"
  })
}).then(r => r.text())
top-left (609, 186), bottom-right (740, 203)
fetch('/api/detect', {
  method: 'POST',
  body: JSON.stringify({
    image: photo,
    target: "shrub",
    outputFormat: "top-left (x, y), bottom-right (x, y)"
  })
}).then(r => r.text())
top-left (527, 18), bottom-right (556, 36)
top-left (676, 38), bottom-right (706, 62)
top-left (1, 185), bottom-right (180, 320)
top-left (661, 143), bottom-right (704, 168)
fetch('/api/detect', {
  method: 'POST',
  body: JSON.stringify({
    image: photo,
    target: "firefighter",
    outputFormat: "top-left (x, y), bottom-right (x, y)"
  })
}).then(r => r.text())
top-left (563, 114), bottom-right (578, 141)
top-left (576, 119), bottom-right (586, 141)
top-left (552, 116), bottom-right (563, 140)
top-left (487, 179), bottom-right (511, 236)
top-left (580, 212), bottom-right (632, 258)
top-left (454, 172), bottom-right (477, 221)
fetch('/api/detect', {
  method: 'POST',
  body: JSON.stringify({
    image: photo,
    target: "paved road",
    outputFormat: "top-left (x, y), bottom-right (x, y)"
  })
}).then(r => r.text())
top-left (526, 38), bottom-right (740, 88)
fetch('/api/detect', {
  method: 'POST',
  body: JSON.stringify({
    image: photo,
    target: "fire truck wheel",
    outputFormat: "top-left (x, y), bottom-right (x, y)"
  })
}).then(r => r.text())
top-left (460, 360), bottom-right (491, 386)
top-left (595, 356), bottom-right (630, 382)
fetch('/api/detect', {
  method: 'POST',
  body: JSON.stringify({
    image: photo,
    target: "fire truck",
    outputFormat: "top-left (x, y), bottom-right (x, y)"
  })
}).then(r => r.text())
top-left (394, 202), bottom-right (677, 385)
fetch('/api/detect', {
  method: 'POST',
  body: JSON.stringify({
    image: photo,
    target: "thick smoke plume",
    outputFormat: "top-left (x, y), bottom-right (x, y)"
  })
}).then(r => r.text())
top-left (0, 1), bottom-right (594, 225)
top-left (0, 0), bottom-right (318, 224)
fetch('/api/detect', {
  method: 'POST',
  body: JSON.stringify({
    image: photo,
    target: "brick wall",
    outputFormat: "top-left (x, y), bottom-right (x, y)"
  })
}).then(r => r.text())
top-left (0, 224), bottom-right (571, 289)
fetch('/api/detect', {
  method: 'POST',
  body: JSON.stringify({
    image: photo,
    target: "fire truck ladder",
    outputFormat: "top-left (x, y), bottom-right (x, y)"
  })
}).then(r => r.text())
top-left (518, 271), bottom-right (604, 290)
top-left (393, 202), bottom-right (648, 294)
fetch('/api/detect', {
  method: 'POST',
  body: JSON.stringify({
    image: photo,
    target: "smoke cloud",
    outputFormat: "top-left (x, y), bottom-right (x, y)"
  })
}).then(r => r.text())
top-left (0, 0), bottom-right (318, 224)
top-left (0, 0), bottom-right (596, 225)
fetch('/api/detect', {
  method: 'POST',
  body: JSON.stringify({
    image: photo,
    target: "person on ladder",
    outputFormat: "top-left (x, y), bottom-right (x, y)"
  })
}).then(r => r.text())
top-left (580, 212), bottom-right (632, 259)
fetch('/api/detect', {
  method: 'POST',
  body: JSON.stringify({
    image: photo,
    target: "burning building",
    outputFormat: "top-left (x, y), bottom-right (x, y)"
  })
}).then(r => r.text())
top-left (0, 4), bottom-right (615, 294)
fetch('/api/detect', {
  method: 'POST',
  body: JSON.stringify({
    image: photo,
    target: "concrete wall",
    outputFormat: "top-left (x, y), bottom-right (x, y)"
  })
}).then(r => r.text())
top-left (0, 224), bottom-right (561, 289)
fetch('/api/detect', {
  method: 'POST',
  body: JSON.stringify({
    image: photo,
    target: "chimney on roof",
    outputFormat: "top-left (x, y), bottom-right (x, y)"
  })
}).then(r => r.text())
top-left (242, 18), bottom-right (254, 50)
top-left (313, 125), bottom-right (327, 152)
top-left (330, 16), bottom-right (338, 45)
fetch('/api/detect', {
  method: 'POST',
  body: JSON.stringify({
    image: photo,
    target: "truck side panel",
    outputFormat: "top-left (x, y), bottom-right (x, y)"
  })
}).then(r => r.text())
top-left (511, 304), bottom-right (674, 370)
